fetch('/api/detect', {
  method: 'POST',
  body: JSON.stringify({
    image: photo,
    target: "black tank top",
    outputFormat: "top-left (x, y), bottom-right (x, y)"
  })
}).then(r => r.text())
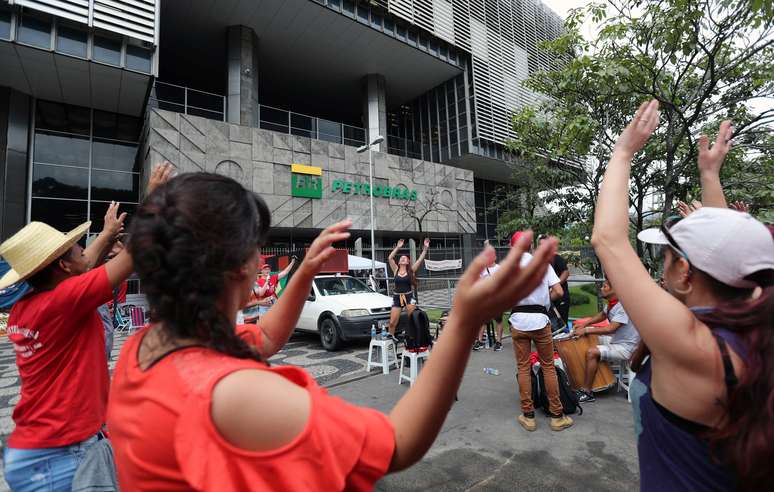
top-left (394, 272), bottom-right (412, 294)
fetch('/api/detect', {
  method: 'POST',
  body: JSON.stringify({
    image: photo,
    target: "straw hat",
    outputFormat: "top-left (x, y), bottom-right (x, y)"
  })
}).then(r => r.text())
top-left (0, 221), bottom-right (91, 290)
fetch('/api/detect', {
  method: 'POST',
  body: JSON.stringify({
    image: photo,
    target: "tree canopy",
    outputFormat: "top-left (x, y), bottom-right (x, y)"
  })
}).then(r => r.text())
top-left (500, 0), bottom-right (774, 257)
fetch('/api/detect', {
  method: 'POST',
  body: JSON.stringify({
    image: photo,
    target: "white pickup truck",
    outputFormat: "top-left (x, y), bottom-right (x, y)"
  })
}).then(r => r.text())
top-left (296, 274), bottom-right (394, 351)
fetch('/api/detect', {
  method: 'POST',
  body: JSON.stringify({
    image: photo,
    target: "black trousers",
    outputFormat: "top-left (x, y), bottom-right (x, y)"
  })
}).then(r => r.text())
top-left (554, 299), bottom-right (570, 324)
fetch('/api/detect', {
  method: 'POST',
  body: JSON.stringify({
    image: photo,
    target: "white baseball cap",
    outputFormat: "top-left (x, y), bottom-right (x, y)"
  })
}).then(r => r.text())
top-left (637, 207), bottom-right (774, 289)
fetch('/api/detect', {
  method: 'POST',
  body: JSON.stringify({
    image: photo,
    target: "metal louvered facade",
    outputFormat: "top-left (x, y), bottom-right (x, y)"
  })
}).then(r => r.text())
top-left (388, 0), bottom-right (563, 146)
top-left (10, 0), bottom-right (159, 44)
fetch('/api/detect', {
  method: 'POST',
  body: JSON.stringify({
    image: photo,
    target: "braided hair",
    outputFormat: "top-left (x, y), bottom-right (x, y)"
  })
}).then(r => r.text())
top-left (128, 172), bottom-right (271, 362)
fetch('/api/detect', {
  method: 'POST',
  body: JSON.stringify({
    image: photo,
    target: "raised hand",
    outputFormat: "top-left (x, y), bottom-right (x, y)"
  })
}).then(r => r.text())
top-left (729, 200), bottom-right (749, 213)
top-left (423, 238), bottom-right (430, 249)
top-left (103, 201), bottom-right (127, 237)
top-left (698, 120), bottom-right (733, 178)
top-left (677, 200), bottom-right (703, 218)
top-left (147, 161), bottom-right (175, 195)
top-left (614, 100), bottom-right (660, 156)
top-left (298, 220), bottom-right (352, 276)
top-left (396, 239), bottom-right (405, 249)
top-left (451, 231), bottom-right (557, 327)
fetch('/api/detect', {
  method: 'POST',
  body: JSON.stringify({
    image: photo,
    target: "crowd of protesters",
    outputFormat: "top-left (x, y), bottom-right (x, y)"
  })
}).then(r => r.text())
top-left (0, 100), bottom-right (771, 491)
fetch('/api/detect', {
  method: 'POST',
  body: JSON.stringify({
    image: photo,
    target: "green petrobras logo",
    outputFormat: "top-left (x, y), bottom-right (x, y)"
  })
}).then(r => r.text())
top-left (331, 179), bottom-right (417, 201)
top-left (291, 164), bottom-right (322, 199)
top-left (290, 164), bottom-right (418, 201)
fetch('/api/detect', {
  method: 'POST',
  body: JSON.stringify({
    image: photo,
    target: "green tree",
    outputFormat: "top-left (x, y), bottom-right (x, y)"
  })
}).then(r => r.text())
top-left (502, 0), bottom-right (774, 262)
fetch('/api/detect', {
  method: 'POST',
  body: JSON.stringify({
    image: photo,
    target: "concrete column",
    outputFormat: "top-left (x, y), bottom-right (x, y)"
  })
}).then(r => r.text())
top-left (361, 74), bottom-right (387, 152)
top-left (227, 26), bottom-right (260, 127)
top-left (0, 89), bottom-right (30, 241)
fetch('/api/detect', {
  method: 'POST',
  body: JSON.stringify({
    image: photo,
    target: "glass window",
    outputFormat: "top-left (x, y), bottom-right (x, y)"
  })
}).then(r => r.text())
top-left (407, 29), bottom-right (417, 46)
top-left (32, 198), bottom-right (87, 232)
top-left (93, 34), bottom-right (122, 65)
top-left (90, 170), bottom-right (139, 202)
top-left (384, 18), bottom-right (394, 34)
top-left (93, 111), bottom-right (141, 141)
top-left (56, 24), bottom-right (87, 58)
top-left (32, 164), bottom-right (89, 199)
top-left (18, 12), bottom-right (51, 49)
top-left (126, 44), bottom-right (152, 73)
top-left (90, 201), bottom-right (136, 232)
top-left (342, 0), bottom-right (355, 16)
top-left (328, 0), bottom-right (341, 10)
top-left (92, 140), bottom-right (139, 172)
top-left (0, 6), bottom-right (11, 40)
top-left (356, 5), bottom-right (369, 23)
top-left (36, 101), bottom-right (90, 135)
top-left (371, 12), bottom-right (382, 29)
top-left (396, 24), bottom-right (406, 40)
top-left (318, 119), bottom-right (342, 143)
top-left (34, 131), bottom-right (89, 167)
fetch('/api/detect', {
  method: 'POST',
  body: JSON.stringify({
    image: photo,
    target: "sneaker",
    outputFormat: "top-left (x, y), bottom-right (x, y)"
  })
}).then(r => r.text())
top-left (517, 414), bottom-right (537, 432)
top-left (550, 415), bottom-right (574, 431)
top-left (577, 390), bottom-right (596, 403)
top-left (493, 341), bottom-right (503, 351)
top-left (472, 340), bottom-right (485, 351)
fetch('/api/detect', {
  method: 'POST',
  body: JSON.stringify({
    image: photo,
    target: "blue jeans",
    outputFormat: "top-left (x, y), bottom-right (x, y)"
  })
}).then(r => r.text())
top-left (4, 435), bottom-right (98, 492)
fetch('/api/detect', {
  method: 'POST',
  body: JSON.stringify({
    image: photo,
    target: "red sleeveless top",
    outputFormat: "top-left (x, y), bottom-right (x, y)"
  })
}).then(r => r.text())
top-left (107, 326), bottom-right (395, 491)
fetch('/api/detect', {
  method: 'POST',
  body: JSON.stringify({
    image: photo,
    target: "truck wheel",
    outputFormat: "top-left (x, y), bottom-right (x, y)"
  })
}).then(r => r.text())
top-left (319, 316), bottom-right (343, 351)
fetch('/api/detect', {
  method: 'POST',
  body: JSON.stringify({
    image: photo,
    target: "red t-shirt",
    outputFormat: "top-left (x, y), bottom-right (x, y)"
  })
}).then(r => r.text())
top-left (7, 265), bottom-right (113, 448)
top-left (107, 326), bottom-right (395, 491)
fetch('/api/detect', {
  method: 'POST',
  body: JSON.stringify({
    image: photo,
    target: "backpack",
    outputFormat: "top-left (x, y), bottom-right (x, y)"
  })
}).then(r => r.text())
top-left (531, 365), bottom-right (582, 416)
top-left (405, 309), bottom-right (433, 351)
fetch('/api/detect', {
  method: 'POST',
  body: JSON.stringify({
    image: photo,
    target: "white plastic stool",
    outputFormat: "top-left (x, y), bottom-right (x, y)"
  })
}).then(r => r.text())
top-left (614, 360), bottom-right (636, 401)
top-left (398, 349), bottom-right (430, 386)
top-left (366, 339), bottom-right (398, 374)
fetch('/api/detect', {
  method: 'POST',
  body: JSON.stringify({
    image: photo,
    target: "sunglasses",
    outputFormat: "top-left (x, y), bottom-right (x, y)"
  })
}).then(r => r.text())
top-left (659, 215), bottom-right (689, 262)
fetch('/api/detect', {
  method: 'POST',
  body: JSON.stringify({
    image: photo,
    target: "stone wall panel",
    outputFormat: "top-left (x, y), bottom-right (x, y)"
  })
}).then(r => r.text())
top-left (145, 110), bottom-right (477, 235)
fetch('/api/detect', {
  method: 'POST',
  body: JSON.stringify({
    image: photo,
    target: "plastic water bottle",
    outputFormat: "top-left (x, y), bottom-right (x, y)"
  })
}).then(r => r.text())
top-left (483, 367), bottom-right (500, 376)
top-left (371, 324), bottom-right (377, 339)
top-left (381, 325), bottom-right (388, 340)
top-left (566, 320), bottom-right (573, 334)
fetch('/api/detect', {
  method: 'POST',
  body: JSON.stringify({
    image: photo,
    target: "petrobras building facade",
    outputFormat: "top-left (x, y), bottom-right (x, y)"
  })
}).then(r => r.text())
top-left (0, 0), bottom-right (563, 263)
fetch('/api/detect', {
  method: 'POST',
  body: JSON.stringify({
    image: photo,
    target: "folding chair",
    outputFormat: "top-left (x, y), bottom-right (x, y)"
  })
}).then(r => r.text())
top-left (113, 305), bottom-right (132, 334)
top-left (129, 306), bottom-right (146, 333)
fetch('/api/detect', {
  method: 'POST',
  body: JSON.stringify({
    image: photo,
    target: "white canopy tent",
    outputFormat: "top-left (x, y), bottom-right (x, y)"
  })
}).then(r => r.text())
top-left (347, 255), bottom-right (390, 293)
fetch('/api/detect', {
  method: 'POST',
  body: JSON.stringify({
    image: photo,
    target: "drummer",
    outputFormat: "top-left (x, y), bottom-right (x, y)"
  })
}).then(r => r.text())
top-left (572, 278), bottom-right (640, 402)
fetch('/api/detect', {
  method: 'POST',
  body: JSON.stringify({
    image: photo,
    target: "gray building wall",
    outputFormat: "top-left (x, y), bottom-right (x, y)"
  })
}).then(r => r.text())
top-left (141, 109), bottom-right (477, 234)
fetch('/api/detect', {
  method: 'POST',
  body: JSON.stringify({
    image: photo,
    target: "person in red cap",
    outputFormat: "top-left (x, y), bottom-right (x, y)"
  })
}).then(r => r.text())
top-left (508, 231), bottom-right (573, 432)
top-left (243, 258), bottom-right (296, 323)
top-left (595, 101), bottom-right (774, 489)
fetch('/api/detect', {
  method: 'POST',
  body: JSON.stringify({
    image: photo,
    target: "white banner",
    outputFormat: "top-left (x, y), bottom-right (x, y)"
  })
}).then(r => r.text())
top-left (424, 259), bottom-right (462, 271)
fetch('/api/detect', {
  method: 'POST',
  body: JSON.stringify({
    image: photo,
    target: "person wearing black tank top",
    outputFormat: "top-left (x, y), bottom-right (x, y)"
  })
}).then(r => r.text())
top-left (387, 238), bottom-right (430, 337)
top-left (593, 101), bottom-right (774, 490)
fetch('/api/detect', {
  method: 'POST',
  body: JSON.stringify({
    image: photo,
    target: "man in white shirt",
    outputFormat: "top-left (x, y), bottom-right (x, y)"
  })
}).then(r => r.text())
top-left (509, 231), bottom-right (573, 432)
top-left (572, 278), bottom-right (641, 402)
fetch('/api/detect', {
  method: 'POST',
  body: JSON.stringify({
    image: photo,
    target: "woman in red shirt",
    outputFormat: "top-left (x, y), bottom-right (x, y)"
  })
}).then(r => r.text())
top-left (107, 171), bottom-right (558, 491)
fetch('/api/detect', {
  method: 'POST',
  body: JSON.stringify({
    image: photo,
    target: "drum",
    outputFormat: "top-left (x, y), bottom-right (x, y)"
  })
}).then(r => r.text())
top-left (554, 334), bottom-right (615, 392)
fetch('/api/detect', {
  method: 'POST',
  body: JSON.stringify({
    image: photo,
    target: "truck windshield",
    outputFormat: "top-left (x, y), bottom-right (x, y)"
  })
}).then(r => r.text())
top-left (314, 277), bottom-right (372, 296)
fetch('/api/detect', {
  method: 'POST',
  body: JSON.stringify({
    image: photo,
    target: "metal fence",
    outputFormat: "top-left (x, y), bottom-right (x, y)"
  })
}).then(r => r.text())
top-left (147, 82), bottom-right (368, 148)
top-left (150, 81), bottom-right (227, 121)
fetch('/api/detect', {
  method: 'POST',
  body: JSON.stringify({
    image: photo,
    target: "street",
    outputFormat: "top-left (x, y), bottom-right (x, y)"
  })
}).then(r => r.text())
top-left (0, 330), bottom-right (640, 490)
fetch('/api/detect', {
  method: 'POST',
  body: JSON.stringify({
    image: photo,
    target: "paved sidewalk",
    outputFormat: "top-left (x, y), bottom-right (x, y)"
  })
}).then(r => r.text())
top-left (330, 336), bottom-right (640, 491)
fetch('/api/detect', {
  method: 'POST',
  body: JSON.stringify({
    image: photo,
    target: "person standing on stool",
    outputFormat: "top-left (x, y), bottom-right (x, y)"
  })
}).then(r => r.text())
top-left (509, 231), bottom-right (573, 432)
top-left (387, 238), bottom-right (429, 337)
